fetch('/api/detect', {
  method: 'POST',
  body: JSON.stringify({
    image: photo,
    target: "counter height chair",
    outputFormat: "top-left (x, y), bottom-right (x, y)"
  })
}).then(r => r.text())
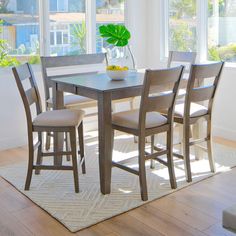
top-left (41, 53), bottom-right (106, 151)
top-left (168, 51), bottom-right (197, 98)
top-left (12, 63), bottom-right (85, 193)
top-left (171, 62), bottom-right (224, 182)
top-left (168, 51), bottom-right (197, 71)
top-left (158, 51), bottom-right (198, 162)
top-left (111, 66), bottom-right (184, 201)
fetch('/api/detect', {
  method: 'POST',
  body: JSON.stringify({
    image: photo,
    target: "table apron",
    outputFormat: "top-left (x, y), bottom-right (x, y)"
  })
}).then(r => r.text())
top-left (55, 82), bottom-right (143, 101)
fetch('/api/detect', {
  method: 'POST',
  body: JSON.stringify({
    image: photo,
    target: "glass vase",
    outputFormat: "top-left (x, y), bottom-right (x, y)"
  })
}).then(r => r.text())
top-left (105, 45), bottom-right (136, 71)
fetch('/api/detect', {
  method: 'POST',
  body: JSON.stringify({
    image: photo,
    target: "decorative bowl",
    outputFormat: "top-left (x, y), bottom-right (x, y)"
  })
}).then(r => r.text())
top-left (106, 70), bottom-right (129, 81)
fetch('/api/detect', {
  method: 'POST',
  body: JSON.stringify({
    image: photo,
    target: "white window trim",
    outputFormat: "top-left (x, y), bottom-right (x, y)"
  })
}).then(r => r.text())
top-left (86, 0), bottom-right (96, 53)
top-left (39, 0), bottom-right (126, 56)
top-left (163, 0), bottom-right (236, 66)
top-left (196, 0), bottom-right (208, 62)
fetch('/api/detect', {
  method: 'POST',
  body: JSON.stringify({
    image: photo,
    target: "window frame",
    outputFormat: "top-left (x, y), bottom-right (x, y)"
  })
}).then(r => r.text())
top-left (38, 0), bottom-right (126, 57)
top-left (162, 0), bottom-right (236, 64)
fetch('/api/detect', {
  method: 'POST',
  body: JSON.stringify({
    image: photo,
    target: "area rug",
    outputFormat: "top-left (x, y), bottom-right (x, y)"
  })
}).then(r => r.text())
top-left (0, 132), bottom-right (236, 233)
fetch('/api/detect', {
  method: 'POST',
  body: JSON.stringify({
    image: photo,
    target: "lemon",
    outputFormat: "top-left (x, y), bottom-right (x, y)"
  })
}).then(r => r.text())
top-left (106, 65), bottom-right (129, 71)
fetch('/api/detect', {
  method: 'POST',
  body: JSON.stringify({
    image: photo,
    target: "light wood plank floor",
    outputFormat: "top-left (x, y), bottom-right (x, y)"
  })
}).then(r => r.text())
top-left (0, 137), bottom-right (236, 236)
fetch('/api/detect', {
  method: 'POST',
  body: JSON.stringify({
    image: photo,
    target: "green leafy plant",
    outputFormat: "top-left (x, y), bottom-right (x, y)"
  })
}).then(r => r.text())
top-left (99, 24), bottom-right (135, 69)
top-left (208, 43), bottom-right (236, 62)
top-left (71, 21), bottom-right (86, 54)
top-left (99, 24), bottom-right (131, 47)
top-left (0, 20), bottom-right (20, 67)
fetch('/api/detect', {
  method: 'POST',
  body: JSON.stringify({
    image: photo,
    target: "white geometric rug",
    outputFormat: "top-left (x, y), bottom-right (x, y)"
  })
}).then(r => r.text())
top-left (0, 132), bottom-right (236, 233)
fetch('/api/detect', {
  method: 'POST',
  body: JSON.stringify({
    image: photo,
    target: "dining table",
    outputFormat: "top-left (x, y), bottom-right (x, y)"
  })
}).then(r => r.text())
top-left (51, 71), bottom-right (145, 195)
top-left (51, 70), bottom-right (203, 195)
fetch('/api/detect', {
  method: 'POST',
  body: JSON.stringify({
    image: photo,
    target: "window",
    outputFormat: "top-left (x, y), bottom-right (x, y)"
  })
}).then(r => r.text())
top-left (0, 0), bottom-right (39, 63)
top-left (169, 0), bottom-right (197, 52)
top-left (0, 0), bottom-right (125, 65)
top-left (49, 0), bottom-right (86, 56)
top-left (96, 0), bottom-right (125, 52)
top-left (208, 0), bottom-right (236, 62)
top-left (166, 0), bottom-right (236, 63)
top-left (50, 0), bottom-right (68, 12)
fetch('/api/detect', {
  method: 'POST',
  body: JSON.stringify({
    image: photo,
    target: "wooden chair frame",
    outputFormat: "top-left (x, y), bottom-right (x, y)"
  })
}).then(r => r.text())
top-left (173, 62), bottom-right (225, 182)
top-left (112, 66), bottom-right (185, 201)
top-left (167, 51), bottom-right (197, 71)
top-left (12, 63), bottom-right (85, 193)
top-left (41, 53), bottom-right (106, 152)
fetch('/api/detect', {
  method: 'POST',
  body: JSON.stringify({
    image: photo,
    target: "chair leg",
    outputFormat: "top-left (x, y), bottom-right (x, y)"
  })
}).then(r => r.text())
top-left (78, 122), bottom-right (86, 174)
top-left (150, 135), bottom-right (155, 169)
top-left (65, 132), bottom-right (71, 162)
top-left (45, 132), bottom-right (51, 151)
top-left (167, 129), bottom-right (177, 189)
top-left (130, 98), bottom-right (134, 110)
top-left (138, 135), bottom-right (148, 201)
top-left (25, 135), bottom-right (34, 191)
top-left (207, 120), bottom-right (216, 173)
top-left (70, 129), bottom-right (79, 193)
top-left (192, 122), bottom-right (201, 160)
top-left (35, 132), bottom-right (43, 175)
top-left (183, 123), bottom-right (192, 182)
top-left (111, 129), bottom-right (115, 151)
top-left (178, 124), bottom-right (183, 155)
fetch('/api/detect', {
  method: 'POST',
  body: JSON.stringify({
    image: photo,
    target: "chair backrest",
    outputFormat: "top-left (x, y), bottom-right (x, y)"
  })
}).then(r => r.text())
top-left (139, 66), bottom-right (184, 129)
top-left (12, 63), bottom-right (42, 129)
top-left (41, 53), bottom-right (107, 101)
top-left (167, 51), bottom-right (197, 74)
top-left (184, 62), bottom-right (224, 119)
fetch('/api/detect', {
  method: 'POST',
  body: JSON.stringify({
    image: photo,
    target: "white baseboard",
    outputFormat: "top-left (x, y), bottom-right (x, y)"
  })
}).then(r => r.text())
top-left (213, 126), bottom-right (236, 141)
top-left (0, 136), bottom-right (28, 151)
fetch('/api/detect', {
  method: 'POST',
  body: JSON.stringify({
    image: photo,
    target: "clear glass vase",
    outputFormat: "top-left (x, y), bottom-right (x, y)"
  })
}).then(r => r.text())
top-left (105, 45), bottom-right (136, 71)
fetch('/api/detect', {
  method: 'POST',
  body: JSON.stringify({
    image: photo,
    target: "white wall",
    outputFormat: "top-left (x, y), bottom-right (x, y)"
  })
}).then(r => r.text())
top-left (0, 66), bottom-right (42, 150)
top-left (126, 0), bottom-right (148, 68)
top-left (212, 66), bottom-right (236, 140)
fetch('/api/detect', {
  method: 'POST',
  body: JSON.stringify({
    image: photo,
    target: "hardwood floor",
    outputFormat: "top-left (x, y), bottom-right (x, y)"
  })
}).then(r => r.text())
top-left (0, 137), bottom-right (236, 236)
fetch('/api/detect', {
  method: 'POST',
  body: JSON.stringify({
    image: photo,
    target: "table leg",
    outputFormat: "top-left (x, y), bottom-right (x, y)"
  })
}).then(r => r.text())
top-left (97, 92), bottom-right (112, 194)
top-left (52, 84), bottom-right (64, 166)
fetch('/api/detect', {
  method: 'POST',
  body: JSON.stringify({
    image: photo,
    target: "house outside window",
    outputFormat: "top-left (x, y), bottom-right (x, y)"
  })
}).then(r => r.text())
top-left (50, 24), bottom-right (70, 55)
top-left (0, 0), bottom-right (125, 64)
top-left (0, 0), bottom-right (39, 65)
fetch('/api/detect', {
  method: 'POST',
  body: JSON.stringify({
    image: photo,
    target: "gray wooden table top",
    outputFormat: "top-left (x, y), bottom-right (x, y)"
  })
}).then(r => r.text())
top-left (51, 71), bottom-right (145, 92)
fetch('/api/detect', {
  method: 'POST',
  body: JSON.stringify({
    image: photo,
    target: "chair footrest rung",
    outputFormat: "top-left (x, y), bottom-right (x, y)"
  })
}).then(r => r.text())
top-left (145, 150), bottom-right (168, 160)
top-left (154, 157), bottom-right (168, 167)
top-left (112, 161), bottom-right (139, 175)
top-left (34, 165), bottom-right (73, 170)
top-left (189, 138), bottom-right (208, 146)
top-left (154, 145), bottom-right (166, 152)
top-left (173, 152), bottom-right (184, 159)
top-left (42, 151), bottom-right (72, 157)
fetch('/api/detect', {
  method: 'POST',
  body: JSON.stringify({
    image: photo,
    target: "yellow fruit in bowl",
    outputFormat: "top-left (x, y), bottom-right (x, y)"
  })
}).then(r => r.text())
top-left (106, 65), bottom-right (129, 71)
top-left (106, 65), bottom-right (129, 81)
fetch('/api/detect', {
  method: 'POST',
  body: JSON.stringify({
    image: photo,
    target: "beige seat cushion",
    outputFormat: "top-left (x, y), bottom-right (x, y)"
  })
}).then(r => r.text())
top-left (112, 109), bottom-right (167, 129)
top-left (174, 103), bottom-right (208, 118)
top-left (47, 94), bottom-right (95, 107)
top-left (33, 109), bottom-right (85, 127)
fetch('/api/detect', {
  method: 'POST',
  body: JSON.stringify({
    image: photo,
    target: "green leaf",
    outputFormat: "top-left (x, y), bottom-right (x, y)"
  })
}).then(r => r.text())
top-left (99, 24), bottom-right (131, 47)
